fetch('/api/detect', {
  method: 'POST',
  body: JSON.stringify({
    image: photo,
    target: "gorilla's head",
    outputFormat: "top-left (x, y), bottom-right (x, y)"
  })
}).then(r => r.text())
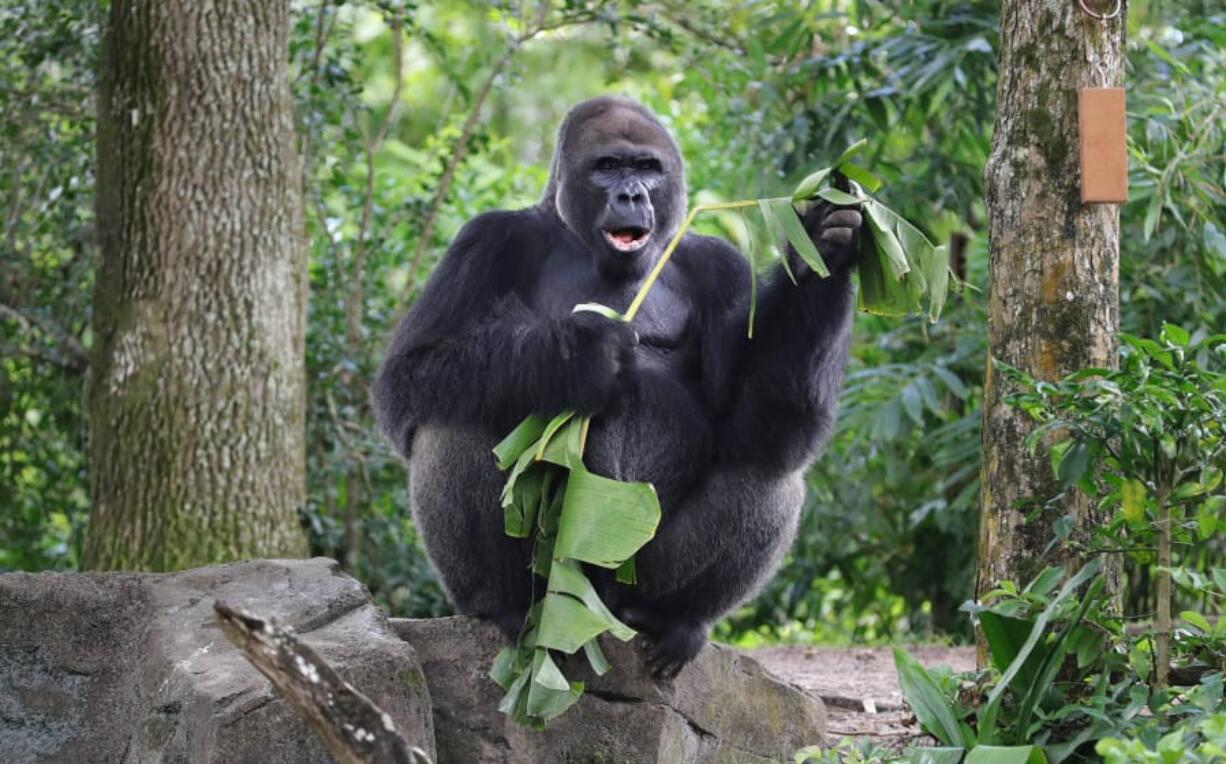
top-left (541, 96), bottom-right (687, 280)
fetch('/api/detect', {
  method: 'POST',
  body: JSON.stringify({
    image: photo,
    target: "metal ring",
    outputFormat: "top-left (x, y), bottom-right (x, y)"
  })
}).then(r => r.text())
top-left (1077, 0), bottom-right (1122, 20)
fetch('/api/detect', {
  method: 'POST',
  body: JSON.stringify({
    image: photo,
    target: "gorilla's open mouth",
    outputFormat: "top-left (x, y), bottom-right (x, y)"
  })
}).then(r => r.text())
top-left (602, 226), bottom-right (651, 253)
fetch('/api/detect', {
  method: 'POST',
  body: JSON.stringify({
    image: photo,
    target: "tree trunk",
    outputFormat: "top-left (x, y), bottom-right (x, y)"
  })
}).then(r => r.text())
top-left (977, 1), bottom-right (1126, 637)
top-left (84, 0), bottom-right (309, 570)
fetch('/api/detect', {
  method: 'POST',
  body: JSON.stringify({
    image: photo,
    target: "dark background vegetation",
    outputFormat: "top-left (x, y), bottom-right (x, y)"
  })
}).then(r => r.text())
top-left (2, 0), bottom-right (1223, 647)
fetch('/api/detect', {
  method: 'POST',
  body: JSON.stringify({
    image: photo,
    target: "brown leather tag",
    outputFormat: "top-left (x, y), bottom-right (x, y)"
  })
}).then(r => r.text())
top-left (1078, 87), bottom-right (1128, 203)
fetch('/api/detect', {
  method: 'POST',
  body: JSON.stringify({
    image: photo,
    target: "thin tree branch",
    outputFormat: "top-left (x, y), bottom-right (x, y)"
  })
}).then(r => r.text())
top-left (296, 0), bottom-right (339, 89)
top-left (348, 13), bottom-right (406, 355)
top-left (398, 45), bottom-right (516, 304)
top-left (0, 302), bottom-right (89, 372)
top-left (398, 2), bottom-right (594, 306)
top-left (656, 2), bottom-right (750, 55)
top-left (296, 0), bottom-right (339, 257)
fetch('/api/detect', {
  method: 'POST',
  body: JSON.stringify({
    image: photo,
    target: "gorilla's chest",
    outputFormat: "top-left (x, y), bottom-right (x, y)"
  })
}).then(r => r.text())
top-left (531, 252), bottom-right (694, 365)
top-left (530, 248), bottom-right (709, 498)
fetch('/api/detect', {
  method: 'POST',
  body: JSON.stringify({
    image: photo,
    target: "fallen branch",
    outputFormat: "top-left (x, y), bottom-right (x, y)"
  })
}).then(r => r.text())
top-left (212, 601), bottom-right (432, 764)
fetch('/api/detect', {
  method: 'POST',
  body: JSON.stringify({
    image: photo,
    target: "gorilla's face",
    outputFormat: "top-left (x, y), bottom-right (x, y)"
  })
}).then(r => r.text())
top-left (547, 98), bottom-right (687, 280)
top-left (589, 148), bottom-right (663, 259)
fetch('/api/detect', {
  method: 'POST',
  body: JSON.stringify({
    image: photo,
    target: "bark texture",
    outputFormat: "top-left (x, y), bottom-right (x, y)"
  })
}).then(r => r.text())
top-left (214, 601), bottom-right (433, 764)
top-left (85, 0), bottom-right (309, 569)
top-left (978, 1), bottom-right (1126, 607)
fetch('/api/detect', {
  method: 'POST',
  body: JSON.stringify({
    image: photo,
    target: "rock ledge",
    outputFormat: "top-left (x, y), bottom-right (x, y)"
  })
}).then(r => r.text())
top-left (0, 558), bottom-right (435, 764)
top-left (0, 559), bottom-right (823, 764)
top-left (393, 616), bottom-right (825, 763)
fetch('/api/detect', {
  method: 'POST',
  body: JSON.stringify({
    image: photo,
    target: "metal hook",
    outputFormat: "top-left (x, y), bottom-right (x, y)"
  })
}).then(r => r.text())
top-left (1077, 0), bottom-right (1123, 20)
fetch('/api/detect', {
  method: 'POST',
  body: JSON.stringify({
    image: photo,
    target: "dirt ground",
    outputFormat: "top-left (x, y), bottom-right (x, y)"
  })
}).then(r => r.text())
top-left (750, 645), bottom-right (976, 749)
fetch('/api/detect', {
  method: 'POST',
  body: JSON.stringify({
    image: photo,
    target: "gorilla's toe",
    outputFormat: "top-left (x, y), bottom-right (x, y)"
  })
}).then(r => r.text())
top-left (646, 622), bottom-right (706, 680)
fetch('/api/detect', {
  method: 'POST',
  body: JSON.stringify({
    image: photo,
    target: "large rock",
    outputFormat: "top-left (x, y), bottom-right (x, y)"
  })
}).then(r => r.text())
top-left (0, 558), bottom-right (434, 764)
top-left (393, 617), bottom-right (825, 763)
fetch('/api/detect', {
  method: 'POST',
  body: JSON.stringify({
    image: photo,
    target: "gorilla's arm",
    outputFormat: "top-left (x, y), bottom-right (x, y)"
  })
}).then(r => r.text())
top-left (719, 256), bottom-right (854, 473)
top-left (372, 210), bottom-right (636, 456)
top-left (685, 210), bottom-right (856, 475)
top-left (622, 223), bottom-right (855, 662)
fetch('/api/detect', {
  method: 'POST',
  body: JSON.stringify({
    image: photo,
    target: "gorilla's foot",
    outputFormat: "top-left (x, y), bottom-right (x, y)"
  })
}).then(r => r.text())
top-left (615, 606), bottom-right (706, 678)
top-left (645, 620), bottom-right (707, 679)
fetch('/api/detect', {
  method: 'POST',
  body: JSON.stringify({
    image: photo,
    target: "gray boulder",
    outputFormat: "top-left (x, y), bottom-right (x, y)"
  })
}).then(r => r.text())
top-left (393, 616), bottom-right (825, 763)
top-left (0, 557), bottom-right (434, 764)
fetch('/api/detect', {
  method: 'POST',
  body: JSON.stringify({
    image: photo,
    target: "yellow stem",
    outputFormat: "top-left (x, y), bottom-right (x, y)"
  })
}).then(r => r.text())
top-left (622, 199), bottom-right (765, 321)
top-left (577, 416), bottom-right (591, 454)
top-left (579, 197), bottom-right (780, 458)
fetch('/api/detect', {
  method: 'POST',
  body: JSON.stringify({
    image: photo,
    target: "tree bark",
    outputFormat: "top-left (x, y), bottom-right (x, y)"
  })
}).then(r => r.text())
top-left (978, 0), bottom-right (1126, 635)
top-left (84, 0), bottom-right (309, 570)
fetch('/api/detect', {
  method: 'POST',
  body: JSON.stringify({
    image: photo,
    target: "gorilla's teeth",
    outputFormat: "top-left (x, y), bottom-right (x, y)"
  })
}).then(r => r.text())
top-left (603, 229), bottom-right (650, 252)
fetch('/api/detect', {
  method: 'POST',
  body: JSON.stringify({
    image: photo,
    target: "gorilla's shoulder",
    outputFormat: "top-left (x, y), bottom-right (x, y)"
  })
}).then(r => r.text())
top-left (452, 207), bottom-right (552, 249)
top-left (675, 233), bottom-right (750, 308)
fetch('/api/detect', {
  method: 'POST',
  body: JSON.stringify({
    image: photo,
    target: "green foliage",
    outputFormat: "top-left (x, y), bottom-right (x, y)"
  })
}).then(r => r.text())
top-left (891, 560), bottom-right (1226, 762)
top-left (490, 410), bottom-right (657, 728)
top-left (2, 0), bottom-right (1223, 675)
top-left (883, 332), bottom-right (1226, 758)
top-left (794, 738), bottom-right (895, 763)
top-left (895, 563), bottom-right (1110, 757)
top-left (1097, 707), bottom-right (1226, 764)
top-left (1000, 327), bottom-right (1226, 623)
top-left (1002, 328), bottom-right (1226, 518)
top-left (0, 0), bottom-right (99, 571)
top-left (894, 646), bottom-right (974, 748)
top-left (1122, 10), bottom-right (1226, 338)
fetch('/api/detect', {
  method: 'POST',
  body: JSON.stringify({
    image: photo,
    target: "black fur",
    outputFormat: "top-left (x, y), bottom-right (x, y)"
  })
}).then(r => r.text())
top-left (372, 96), bottom-right (860, 678)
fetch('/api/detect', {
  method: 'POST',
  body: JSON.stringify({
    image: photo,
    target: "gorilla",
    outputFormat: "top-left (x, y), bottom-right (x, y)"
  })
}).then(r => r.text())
top-left (373, 96), bottom-right (862, 677)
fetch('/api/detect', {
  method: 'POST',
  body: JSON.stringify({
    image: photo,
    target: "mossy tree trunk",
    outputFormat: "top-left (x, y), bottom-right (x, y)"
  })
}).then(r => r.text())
top-left (977, 1), bottom-right (1126, 631)
top-left (84, 0), bottom-right (310, 570)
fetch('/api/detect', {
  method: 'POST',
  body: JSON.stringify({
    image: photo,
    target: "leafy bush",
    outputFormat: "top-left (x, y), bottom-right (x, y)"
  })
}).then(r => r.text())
top-left (1002, 326), bottom-right (1226, 685)
top-left (894, 560), bottom-right (1226, 762)
top-left (882, 325), bottom-right (1225, 761)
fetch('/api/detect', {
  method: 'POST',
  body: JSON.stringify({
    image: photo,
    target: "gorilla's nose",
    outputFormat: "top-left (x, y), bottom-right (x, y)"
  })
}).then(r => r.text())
top-left (610, 181), bottom-right (648, 211)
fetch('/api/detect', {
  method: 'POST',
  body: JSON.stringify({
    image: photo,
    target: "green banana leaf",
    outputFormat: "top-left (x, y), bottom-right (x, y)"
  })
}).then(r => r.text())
top-left (555, 466), bottom-right (660, 567)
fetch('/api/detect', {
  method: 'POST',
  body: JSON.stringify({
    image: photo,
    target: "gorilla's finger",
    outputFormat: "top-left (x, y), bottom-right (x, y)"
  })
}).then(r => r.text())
top-left (820, 227), bottom-right (856, 246)
top-left (832, 169), bottom-right (851, 194)
top-left (823, 210), bottom-right (862, 229)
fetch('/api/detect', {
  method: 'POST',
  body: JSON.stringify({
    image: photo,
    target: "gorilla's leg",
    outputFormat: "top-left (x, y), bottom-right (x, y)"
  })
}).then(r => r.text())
top-left (409, 426), bottom-right (536, 639)
top-left (611, 467), bottom-right (805, 677)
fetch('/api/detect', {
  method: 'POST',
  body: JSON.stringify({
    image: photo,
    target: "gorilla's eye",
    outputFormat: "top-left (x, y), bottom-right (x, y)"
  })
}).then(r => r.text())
top-left (634, 158), bottom-right (662, 173)
top-left (595, 156), bottom-right (621, 172)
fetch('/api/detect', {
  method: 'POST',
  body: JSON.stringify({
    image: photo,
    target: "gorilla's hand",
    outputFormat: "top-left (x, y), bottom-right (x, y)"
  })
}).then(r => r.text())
top-left (802, 199), bottom-right (863, 274)
top-left (560, 311), bottom-right (638, 416)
